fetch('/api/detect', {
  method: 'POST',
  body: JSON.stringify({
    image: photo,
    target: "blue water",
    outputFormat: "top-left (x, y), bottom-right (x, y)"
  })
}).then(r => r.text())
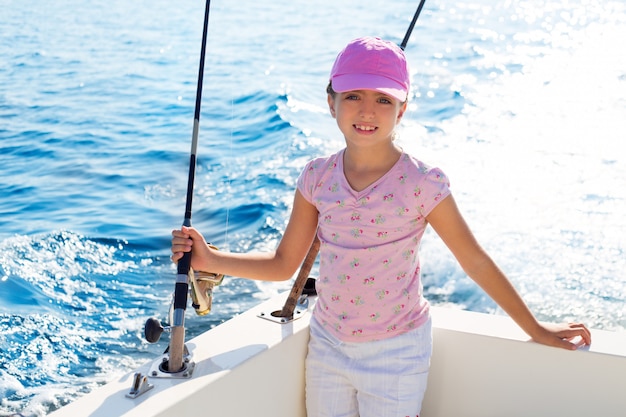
top-left (1, 0), bottom-right (625, 414)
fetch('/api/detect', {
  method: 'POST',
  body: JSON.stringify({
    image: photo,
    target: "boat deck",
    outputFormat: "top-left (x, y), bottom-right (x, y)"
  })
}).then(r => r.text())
top-left (49, 292), bottom-right (626, 417)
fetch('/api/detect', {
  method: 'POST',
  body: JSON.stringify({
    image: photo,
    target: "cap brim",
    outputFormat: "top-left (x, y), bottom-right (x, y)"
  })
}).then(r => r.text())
top-left (332, 73), bottom-right (408, 102)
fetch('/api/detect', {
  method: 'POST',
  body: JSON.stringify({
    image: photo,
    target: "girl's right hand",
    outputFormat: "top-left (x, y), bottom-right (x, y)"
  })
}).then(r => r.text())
top-left (170, 226), bottom-right (213, 271)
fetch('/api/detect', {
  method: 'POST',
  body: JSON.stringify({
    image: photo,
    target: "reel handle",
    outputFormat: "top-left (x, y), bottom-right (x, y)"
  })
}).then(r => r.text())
top-left (144, 317), bottom-right (169, 343)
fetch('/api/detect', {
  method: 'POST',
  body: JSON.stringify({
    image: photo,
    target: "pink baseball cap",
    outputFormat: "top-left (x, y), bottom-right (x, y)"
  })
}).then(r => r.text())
top-left (330, 36), bottom-right (410, 102)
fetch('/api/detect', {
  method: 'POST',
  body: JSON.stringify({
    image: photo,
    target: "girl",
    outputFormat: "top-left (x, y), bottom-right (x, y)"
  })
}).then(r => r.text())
top-left (171, 36), bottom-right (591, 417)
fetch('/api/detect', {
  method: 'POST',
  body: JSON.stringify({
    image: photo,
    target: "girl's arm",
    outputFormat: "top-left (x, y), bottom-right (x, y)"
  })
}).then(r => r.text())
top-left (426, 194), bottom-right (591, 350)
top-left (171, 189), bottom-right (319, 282)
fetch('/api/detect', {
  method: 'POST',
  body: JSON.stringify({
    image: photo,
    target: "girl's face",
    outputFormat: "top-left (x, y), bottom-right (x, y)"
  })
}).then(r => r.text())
top-left (328, 89), bottom-right (407, 148)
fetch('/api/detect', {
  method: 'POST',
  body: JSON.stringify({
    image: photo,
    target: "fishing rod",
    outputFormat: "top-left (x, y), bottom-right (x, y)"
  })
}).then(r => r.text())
top-left (169, 0), bottom-right (213, 374)
top-left (400, 0), bottom-right (427, 50)
top-left (143, 0), bottom-right (213, 375)
top-left (273, 0), bottom-right (429, 320)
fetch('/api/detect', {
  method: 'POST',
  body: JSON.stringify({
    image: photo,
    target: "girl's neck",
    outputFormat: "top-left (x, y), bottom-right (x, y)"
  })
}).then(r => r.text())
top-left (343, 144), bottom-right (402, 171)
top-left (342, 145), bottom-right (402, 192)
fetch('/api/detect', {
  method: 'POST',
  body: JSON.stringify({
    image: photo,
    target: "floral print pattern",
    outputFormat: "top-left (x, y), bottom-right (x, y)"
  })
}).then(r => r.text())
top-left (298, 150), bottom-right (450, 342)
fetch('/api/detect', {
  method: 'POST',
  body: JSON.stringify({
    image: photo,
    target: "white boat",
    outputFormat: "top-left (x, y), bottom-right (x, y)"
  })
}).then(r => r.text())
top-left (47, 289), bottom-right (626, 417)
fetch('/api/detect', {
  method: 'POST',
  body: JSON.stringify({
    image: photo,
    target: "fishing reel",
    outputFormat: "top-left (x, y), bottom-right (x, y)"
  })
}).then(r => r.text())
top-left (142, 267), bottom-right (223, 380)
top-left (189, 269), bottom-right (224, 316)
top-left (144, 267), bottom-right (224, 344)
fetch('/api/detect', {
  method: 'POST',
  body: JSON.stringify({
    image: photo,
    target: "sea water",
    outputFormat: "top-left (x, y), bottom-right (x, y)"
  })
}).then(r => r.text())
top-left (1, 0), bottom-right (625, 414)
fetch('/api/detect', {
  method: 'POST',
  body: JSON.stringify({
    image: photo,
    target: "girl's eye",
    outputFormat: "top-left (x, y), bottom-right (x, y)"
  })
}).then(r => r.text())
top-left (345, 94), bottom-right (359, 100)
top-left (378, 97), bottom-right (392, 104)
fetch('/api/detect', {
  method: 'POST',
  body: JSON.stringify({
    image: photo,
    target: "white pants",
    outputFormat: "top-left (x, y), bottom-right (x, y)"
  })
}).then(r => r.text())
top-left (305, 316), bottom-right (432, 417)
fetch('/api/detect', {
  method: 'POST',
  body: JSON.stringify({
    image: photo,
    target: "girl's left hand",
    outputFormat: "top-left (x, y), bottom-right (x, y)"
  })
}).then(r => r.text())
top-left (532, 322), bottom-right (592, 350)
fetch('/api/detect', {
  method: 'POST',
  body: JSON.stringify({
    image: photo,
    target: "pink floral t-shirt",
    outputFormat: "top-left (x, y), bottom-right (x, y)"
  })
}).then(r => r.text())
top-left (297, 149), bottom-right (451, 342)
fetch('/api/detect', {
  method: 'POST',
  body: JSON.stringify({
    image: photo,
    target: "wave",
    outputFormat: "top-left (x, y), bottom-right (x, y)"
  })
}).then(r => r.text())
top-left (0, 231), bottom-right (168, 415)
top-left (0, 229), bottom-right (264, 416)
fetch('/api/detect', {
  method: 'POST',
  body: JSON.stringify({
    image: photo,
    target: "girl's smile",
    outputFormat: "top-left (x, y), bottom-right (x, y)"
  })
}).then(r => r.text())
top-left (354, 123), bottom-right (377, 133)
top-left (329, 89), bottom-right (407, 146)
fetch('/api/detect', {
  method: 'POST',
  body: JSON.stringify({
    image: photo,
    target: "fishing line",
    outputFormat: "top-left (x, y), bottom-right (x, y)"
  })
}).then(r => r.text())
top-left (222, 97), bottom-right (235, 252)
